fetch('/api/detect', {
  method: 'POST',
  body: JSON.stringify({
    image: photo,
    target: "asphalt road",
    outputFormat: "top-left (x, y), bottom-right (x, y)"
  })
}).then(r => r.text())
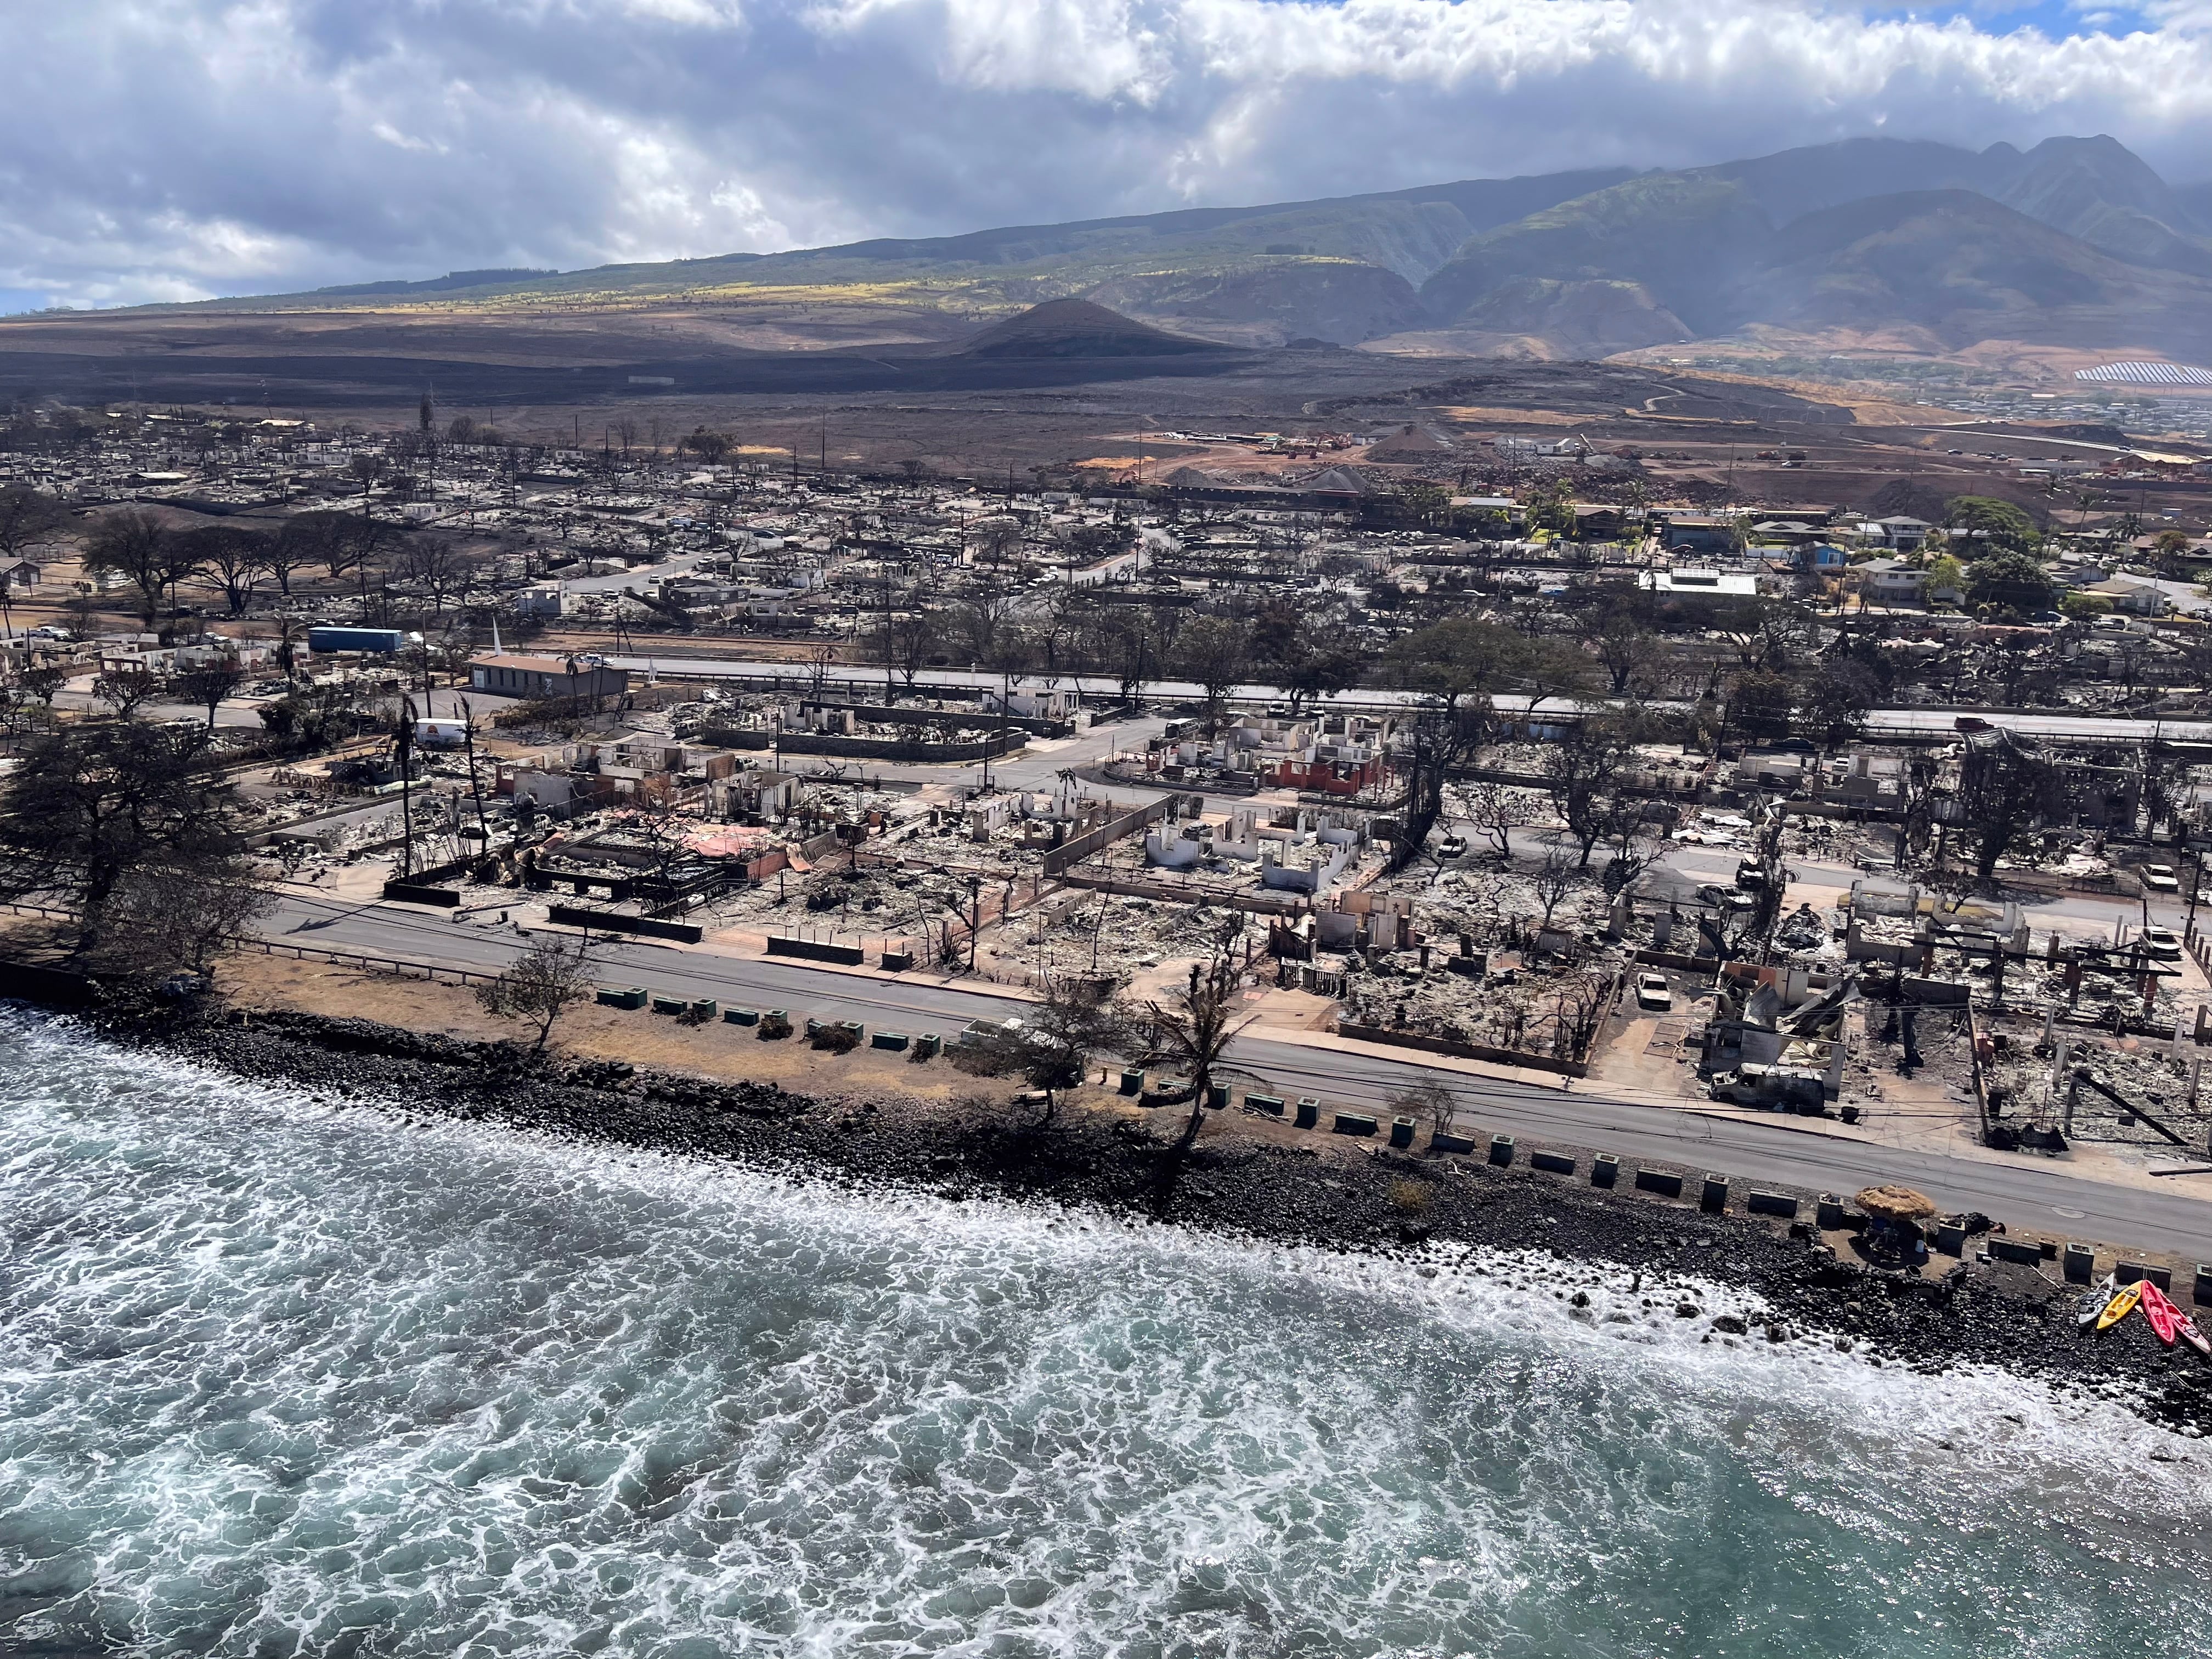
top-left (261, 891), bottom-right (2212, 1263)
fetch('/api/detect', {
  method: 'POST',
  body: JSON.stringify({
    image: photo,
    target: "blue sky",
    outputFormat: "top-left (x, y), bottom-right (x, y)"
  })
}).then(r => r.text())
top-left (1860, 0), bottom-right (2154, 34)
top-left (3, 0), bottom-right (2211, 314)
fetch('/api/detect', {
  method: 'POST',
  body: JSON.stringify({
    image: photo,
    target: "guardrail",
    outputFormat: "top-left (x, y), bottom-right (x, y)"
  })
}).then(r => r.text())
top-left (2, 902), bottom-right (509, 990)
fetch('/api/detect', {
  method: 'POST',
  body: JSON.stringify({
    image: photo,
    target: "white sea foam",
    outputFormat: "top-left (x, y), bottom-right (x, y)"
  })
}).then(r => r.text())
top-left (2, 1010), bottom-right (2209, 1657)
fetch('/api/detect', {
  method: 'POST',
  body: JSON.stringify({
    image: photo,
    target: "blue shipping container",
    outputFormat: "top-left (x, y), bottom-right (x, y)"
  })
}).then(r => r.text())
top-left (307, 627), bottom-right (407, 654)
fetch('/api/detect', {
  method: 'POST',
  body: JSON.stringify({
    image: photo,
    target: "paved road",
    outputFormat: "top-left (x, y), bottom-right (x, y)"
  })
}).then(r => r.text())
top-left (260, 891), bottom-right (2212, 1261)
top-left (597, 651), bottom-right (2212, 747)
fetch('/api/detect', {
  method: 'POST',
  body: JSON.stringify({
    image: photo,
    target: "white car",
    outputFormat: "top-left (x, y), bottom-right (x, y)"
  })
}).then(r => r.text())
top-left (1636, 972), bottom-right (1674, 1012)
top-left (2138, 927), bottom-right (2184, 962)
top-left (2141, 865), bottom-right (2181, 894)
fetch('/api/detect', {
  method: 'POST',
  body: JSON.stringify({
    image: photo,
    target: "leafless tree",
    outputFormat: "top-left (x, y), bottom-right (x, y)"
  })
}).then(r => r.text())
top-left (1460, 780), bottom-right (1533, 859)
top-left (1532, 847), bottom-right (1582, 936)
top-left (93, 667), bottom-right (163, 721)
top-left (1389, 1080), bottom-right (1461, 1139)
top-left (977, 975), bottom-right (1122, 1126)
top-left (349, 453), bottom-right (387, 515)
top-left (1548, 972), bottom-right (1616, 1061)
top-left (1121, 947), bottom-right (1259, 1156)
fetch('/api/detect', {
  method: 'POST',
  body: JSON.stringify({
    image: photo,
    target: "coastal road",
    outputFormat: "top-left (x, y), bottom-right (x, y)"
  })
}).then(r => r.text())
top-left (258, 893), bottom-right (2212, 1263)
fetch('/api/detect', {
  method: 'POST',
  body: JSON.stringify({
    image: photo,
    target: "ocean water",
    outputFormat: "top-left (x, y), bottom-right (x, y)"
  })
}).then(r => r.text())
top-left (1, 1013), bottom-right (2209, 1658)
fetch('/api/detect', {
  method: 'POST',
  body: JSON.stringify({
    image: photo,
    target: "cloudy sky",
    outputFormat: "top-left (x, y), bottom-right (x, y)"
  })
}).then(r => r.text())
top-left (4, 0), bottom-right (2210, 314)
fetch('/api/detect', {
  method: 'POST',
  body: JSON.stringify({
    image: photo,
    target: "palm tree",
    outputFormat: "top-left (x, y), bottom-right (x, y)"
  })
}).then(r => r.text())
top-left (1129, 943), bottom-right (1260, 1156)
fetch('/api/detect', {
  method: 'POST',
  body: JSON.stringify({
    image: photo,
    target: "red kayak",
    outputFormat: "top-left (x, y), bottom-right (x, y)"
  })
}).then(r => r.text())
top-left (2139, 1282), bottom-right (2183, 1347)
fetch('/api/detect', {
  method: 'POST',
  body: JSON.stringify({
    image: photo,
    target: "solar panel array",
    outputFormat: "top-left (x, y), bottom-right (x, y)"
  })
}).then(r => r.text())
top-left (2073, 361), bottom-right (2212, 386)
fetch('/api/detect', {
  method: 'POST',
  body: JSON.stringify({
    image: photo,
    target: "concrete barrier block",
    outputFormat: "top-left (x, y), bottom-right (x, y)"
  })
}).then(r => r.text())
top-left (2063, 1244), bottom-right (2095, 1284)
top-left (1592, 1154), bottom-right (1618, 1189)
top-left (916, 1032), bottom-right (942, 1059)
top-left (1747, 1190), bottom-right (1798, 1219)
top-left (1430, 1130), bottom-right (1477, 1155)
top-left (1634, 1168), bottom-right (1684, 1199)
top-left (1389, 1117), bottom-right (1415, 1149)
top-left (880, 949), bottom-right (915, 972)
top-left (1989, 1237), bottom-right (2045, 1268)
top-left (1487, 1135), bottom-right (1515, 1167)
top-left (1700, 1175), bottom-right (1729, 1214)
top-left (870, 1030), bottom-right (909, 1051)
top-left (1816, 1194), bottom-right (1847, 1229)
top-left (1118, 1069), bottom-right (1144, 1096)
top-left (1333, 1113), bottom-right (1379, 1137)
top-left (1207, 1083), bottom-right (1232, 1111)
top-left (2117, 1260), bottom-right (2172, 1291)
top-left (805, 1017), bottom-right (828, 1039)
top-left (1245, 1094), bottom-right (1285, 1117)
top-left (596, 986), bottom-right (648, 1011)
top-left (1531, 1150), bottom-right (1576, 1176)
top-left (1933, 1223), bottom-right (1967, 1257)
top-left (1294, 1099), bottom-right (1319, 1130)
top-left (724, 1006), bottom-right (761, 1026)
top-left (690, 1000), bottom-right (718, 1020)
top-left (651, 995), bottom-right (687, 1016)
top-left (2194, 1265), bottom-right (2212, 1305)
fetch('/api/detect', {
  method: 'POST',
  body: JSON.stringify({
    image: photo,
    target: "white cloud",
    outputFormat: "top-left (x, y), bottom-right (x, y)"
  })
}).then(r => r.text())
top-left (4, 0), bottom-right (2212, 311)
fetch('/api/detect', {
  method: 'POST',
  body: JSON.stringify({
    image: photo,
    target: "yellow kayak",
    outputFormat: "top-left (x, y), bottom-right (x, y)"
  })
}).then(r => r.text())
top-left (2096, 1283), bottom-right (2143, 1332)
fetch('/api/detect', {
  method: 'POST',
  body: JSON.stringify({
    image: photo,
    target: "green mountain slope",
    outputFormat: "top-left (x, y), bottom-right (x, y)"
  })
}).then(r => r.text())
top-left (1418, 174), bottom-right (1773, 336)
top-left (1728, 189), bottom-right (2212, 357)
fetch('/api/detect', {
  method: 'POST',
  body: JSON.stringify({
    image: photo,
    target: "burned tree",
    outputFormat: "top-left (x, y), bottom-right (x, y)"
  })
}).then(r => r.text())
top-left (0, 723), bottom-right (270, 969)
top-left (1959, 732), bottom-right (2072, 883)
top-left (1381, 619), bottom-right (1573, 870)
top-left (1124, 947), bottom-right (1260, 1156)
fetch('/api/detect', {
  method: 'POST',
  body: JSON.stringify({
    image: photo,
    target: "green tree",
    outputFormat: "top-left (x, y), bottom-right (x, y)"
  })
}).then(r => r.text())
top-left (1963, 551), bottom-right (2058, 619)
top-left (2058, 590), bottom-right (2112, 621)
top-left (1945, 495), bottom-right (2041, 555)
top-left (1525, 478), bottom-right (1576, 538)
top-left (474, 934), bottom-right (596, 1053)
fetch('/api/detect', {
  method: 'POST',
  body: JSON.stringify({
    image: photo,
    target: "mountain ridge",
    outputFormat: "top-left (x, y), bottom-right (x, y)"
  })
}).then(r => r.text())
top-left (24, 135), bottom-right (2212, 369)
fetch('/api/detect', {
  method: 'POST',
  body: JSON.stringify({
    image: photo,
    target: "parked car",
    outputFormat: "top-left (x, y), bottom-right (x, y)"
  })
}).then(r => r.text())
top-left (2138, 927), bottom-right (2184, 961)
top-left (1635, 972), bottom-right (1674, 1012)
top-left (2141, 864), bottom-right (2181, 894)
top-left (1438, 835), bottom-right (1468, 859)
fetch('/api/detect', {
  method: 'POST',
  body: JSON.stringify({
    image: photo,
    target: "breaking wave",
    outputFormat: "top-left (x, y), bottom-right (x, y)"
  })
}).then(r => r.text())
top-left (1, 1011), bottom-right (2208, 1657)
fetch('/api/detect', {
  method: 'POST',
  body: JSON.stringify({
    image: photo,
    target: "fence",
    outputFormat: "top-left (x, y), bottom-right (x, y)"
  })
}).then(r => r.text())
top-left (1044, 794), bottom-right (1177, 877)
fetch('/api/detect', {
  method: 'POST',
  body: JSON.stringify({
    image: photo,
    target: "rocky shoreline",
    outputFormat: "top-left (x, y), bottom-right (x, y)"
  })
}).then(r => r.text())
top-left (81, 996), bottom-right (2212, 1436)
